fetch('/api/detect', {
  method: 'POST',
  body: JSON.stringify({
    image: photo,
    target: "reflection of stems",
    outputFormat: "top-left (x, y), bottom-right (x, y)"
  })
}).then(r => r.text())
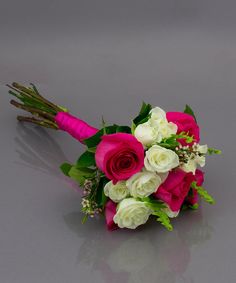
top-left (14, 124), bottom-right (69, 178)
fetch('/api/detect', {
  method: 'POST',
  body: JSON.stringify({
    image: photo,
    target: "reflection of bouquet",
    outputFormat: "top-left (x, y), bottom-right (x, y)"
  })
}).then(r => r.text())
top-left (7, 82), bottom-right (221, 231)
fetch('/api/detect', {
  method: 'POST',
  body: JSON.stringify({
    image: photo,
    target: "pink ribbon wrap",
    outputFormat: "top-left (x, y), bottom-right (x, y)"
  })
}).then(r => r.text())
top-left (55, 112), bottom-right (98, 143)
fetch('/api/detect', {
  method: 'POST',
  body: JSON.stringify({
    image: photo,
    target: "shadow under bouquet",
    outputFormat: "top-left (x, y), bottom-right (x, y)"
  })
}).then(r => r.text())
top-left (7, 82), bottom-right (221, 231)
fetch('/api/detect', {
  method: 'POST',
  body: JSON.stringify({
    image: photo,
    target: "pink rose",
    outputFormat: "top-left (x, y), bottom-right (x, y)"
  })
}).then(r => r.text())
top-left (95, 133), bottom-right (144, 183)
top-left (166, 112), bottom-right (200, 145)
top-left (105, 200), bottom-right (118, 231)
top-left (154, 169), bottom-right (195, 212)
top-left (186, 169), bottom-right (204, 205)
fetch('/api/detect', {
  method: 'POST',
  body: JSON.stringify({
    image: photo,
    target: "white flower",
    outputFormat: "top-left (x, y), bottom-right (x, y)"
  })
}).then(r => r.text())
top-left (104, 181), bottom-right (129, 203)
top-left (197, 144), bottom-right (208, 154)
top-left (181, 156), bottom-right (206, 174)
top-left (144, 145), bottom-right (179, 173)
top-left (134, 121), bottom-right (162, 146)
top-left (181, 158), bottom-right (197, 174)
top-left (126, 171), bottom-right (162, 198)
top-left (158, 120), bottom-right (178, 139)
top-left (162, 204), bottom-right (179, 218)
top-left (149, 106), bottom-right (177, 139)
top-left (150, 107), bottom-right (166, 122)
top-left (181, 144), bottom-right (207, 174)
top-left (113, 198), bottom-right (152, 229)
top-left (134, 106), bottom-right (178, 147)
top-left (196, 155), bottom-right (206, 167)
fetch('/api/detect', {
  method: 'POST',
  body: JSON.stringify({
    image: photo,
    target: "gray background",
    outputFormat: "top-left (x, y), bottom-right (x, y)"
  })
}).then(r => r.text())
top-left (0, 1), bottom-right (236, 282)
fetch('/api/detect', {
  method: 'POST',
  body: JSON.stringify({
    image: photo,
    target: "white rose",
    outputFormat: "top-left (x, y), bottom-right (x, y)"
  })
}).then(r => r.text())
top-left (126, 171), bottom-right (162, 198)
top-left (150, 106), bottom-right (166, 122)
top-left (144, 145), bottom-right (179, 173)
top-left (162, 204), bottom-right (179, 218)
top-left (149, 107), bottom-right (178, 139)
top-left (158, 120), bottom-right (178, 139)
top-left (104, 181), bottom-right (129, 203)
top-left (113, 198), bottom-right (152, 229)
top-left (134, 121), bottom-right (162, 146)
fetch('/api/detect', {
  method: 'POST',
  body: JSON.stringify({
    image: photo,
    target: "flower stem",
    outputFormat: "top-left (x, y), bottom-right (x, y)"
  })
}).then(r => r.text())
top-left (17, 116), bottom-right (58, 129)
top-left (10, 99), bottom-right (55, 121)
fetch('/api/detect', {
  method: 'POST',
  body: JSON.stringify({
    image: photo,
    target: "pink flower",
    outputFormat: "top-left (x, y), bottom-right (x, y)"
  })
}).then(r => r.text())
top-left (105, 200), bottom-right (118, 231)
top-left (154, 169), bottom-right (195, 212)
top-left (95, 133), bottom-right (144, 183)
top-left (186, 169), bottom-right (204, 206)
top-left (166, 112), bottom-right (200, 145)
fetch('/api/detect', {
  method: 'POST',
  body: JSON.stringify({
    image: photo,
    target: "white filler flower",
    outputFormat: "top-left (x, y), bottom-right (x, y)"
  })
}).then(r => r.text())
top-left (126, 171), bottom-right (162, 198)
top-left (181, 144), bottom-right (208, 174)
top-left (104, 181), bottom-right (129, 203)
top-left (144, 145), bottom-right (179, 173)
top-left (113, 198), bottom-right (152, 229)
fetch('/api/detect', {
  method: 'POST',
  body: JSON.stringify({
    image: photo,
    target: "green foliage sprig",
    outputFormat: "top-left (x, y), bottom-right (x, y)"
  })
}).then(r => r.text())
top-left (157, 132), bottom-right (194, 150)
top-left (143, 198), bottom-right (173, 231)
top-left (191, 182), bottom-right (215, 204)
top-left (208, 148), bottom-right (222, 155)
top-left (152, 210), bottom-right (173, 231)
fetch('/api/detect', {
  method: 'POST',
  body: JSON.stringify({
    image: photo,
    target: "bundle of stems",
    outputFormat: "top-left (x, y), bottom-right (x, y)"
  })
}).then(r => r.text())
top-left (7, 82), bottom-right (65, 129)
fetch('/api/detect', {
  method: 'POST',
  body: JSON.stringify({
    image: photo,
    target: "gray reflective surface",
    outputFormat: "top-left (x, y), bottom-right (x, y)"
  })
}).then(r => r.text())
top-left (0, 1), bottom-right (236, 282)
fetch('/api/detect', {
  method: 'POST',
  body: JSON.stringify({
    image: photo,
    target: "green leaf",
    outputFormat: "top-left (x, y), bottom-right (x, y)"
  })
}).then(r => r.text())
top-left (81, 215), bottom-right (88, 224)
top-left (144, 198), bottom-right (166, 210)
top-left (208, 148), bottom-right (222, 155)
top-left (158, 135), bottom-right (180, 149)
top-left (184, 104), bottom-right (197, 122)
top-left (95, 177), bottom-right (109, 207)
top-left (101, 116), bottom-right (107, 134)
top-left (68, 166), bottom-right (95, 186)
top-left (182, 202), bottom-right (199, 211)
top-left (189, 203), bottom-right (199, 210)
top-left (116, 125), bottom-right (131, 133)
top-left (133, 102), bottom-right (152, 127)
top-left (84, 125), bottom-right (118, 148)
top-left (191, 182), bottom-right (215, 204)
top-left (60, 163), bottom-right (72, 176)
top-left (87, 147), bottom-right (97, 153)
top-left (131, 121), bottom-right (136, 134)
top-left (152, 210), bottom-right (173, 231)
top-left (76, 151), bottom-right (96, 168)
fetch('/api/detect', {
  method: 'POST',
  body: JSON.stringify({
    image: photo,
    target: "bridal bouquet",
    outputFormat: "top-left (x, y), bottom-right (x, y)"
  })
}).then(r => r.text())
top-left (7, 82), bottom-right (221, 231)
